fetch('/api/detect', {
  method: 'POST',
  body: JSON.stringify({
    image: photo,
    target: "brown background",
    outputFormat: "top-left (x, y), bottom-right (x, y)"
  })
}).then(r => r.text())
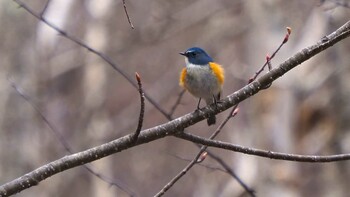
top-left (1, 0), bottom-right (350, 196)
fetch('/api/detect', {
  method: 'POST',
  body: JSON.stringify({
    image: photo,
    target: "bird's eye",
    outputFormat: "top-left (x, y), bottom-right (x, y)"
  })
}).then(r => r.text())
top-left (191, 52), bottom-right (196, 58)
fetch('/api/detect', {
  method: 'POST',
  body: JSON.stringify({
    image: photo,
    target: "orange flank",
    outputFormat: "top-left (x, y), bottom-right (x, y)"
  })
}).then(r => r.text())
top-left (179, 68), bottom-right (187, 87)
top-left (209, 62), bottom-right (224, 85)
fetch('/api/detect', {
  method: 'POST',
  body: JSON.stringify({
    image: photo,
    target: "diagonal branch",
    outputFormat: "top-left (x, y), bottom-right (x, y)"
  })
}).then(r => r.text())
top-left (122, 0), bottom-right (135, 29)
top-left (249, 27), bottom-right (291, 83)
top-left (7, 77), bottom-right (136, 196)
top-left (1, 19), bottom-right (350, 196)
top-left (40, 0), bottom-right (51, 17)
top-left (12, 0), bottom-right (170, 119)
top-left (176, 132), bottom-right (350, 162)
top-left (168, 89), bottom-right (186, 118)
top-left (154, 106), bottom-right (239, 197)
top-left (205, 150), bottom-right (256, 196)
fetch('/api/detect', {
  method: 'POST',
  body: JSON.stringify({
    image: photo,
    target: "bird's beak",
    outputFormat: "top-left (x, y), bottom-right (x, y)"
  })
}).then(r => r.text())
top-left (179, 52), bottom-right (186, 56)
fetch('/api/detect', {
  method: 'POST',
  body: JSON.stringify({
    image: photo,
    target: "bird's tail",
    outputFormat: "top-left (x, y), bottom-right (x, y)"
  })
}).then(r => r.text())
top-left (205, 93), bottom-right (220, 126)
top-left (207, 115), bottom-right (216, 126)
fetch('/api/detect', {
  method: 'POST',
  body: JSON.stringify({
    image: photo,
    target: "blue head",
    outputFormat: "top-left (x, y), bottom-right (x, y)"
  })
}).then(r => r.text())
top-left (180, 47), bottom-right (213, 65)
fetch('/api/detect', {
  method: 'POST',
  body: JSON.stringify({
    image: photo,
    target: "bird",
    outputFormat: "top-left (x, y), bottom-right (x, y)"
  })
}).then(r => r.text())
top-left (179, 47), bottom-right (224, 126)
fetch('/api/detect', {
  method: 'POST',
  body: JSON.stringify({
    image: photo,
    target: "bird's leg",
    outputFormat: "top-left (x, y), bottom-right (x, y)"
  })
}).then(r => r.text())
top-left (196, 98), bottom-right (202, 110)
top-left (212, 94), bottom-right (222, 108)
top-left (212, 95), bottom-right (218, 107)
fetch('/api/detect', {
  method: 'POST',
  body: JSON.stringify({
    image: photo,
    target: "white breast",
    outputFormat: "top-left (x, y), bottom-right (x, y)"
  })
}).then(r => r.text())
top-left (184, 62), bottom-right (221, 101)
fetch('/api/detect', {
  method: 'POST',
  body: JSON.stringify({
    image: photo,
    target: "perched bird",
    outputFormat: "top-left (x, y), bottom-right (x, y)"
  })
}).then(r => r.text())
top-left (179, 47), bottom-right (224, 125)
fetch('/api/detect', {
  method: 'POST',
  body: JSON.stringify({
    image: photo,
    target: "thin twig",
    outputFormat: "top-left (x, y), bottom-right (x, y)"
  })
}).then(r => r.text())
top-left (132, 72), bottom-right (145, 142)
top-left (169, 150), bottom-right (255, 196)
top-left (248, 27), bottom-right (292, 83)
top-left (168, 84), bottom-right (249, 192)
top-left (7, 76), bottom-right (71, 152)
top-left (166, 152), bottom-right (226, 172)
top-left (155, 106), bottom-right (239, 197)
top-left (7, 77), bottom-right (136, 197)
top-left (83, 166), bottom-right (136, 196)
top-left (206, 150), bottom-right (256, 196)
top-left (12, 0), bottom-right (170, 119)
top-left (40, 0), bottom-right (51, 17)
top-left (122, 0), bottom-right (134, 29)
top-left (169, 89), bottom-right (186, 118)
top-left (176, 132), bottom-right (350, 162)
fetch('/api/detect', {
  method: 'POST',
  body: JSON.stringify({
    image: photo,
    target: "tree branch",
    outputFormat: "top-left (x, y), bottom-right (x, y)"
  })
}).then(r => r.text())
top-left (7, 77), bottom-right (136, 196)
top-left (12, 0), bottom-right (170, 119)
top-left (1, 10), bottom-right (350, 197)
top-left (132, 72), bottom-right (145, 142)
top-left (154, 106), bottom-right (239, 197)
top-left (122, 0), bottom-right (135, 29)
top-left (176, 132), bottom-right (350, 162)
top-left (205, 149), bottom-right (256, 196)
top-left (168, 89), bottom-right (186, 118)
top-left (249, 27), bottom-right (291, 83)
top-left (40, 0), bottom-right (51, 17)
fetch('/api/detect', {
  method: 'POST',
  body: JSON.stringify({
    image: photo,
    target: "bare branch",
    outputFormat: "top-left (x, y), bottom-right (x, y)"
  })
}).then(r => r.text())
top-left (122, 0), bottom-right (135, 29)
top-left (7, 76), bottom-right (72, 152)
top-left (205, 150), bottom-right (256, 196)
top-left (12, 0), bottom-right (170, 119)
top-left (166, 150), bottom-right (256, 196)
top-left (1, 6), bottom-right (350, 197)
top-left (169, 89), bottom-right (186, 118)
top-left (40, 0), bottom-right (51, 17)
top-left (155, 106), bottom-right (239, 197)
top-left (248, 27), bottom-right (292, 83)
top-left (166, 152), bottom-right (226, 172)
top-left (132, 72), bottom-right (145, 142)
top-left (167, 150), bottom-right (256, 196)
top-left (176, 132), bottom-right (350, 162)
top-left (7, 77), bottom-right (136, 196)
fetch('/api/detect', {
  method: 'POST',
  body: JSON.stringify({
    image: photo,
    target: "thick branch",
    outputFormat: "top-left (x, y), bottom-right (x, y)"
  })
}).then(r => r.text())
top-left (1, 19), bottom-right (350, 197)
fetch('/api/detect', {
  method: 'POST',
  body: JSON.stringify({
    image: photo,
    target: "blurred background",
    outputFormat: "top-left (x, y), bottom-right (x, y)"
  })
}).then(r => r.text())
top-left (1, 0), bottom-right (350, 196)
